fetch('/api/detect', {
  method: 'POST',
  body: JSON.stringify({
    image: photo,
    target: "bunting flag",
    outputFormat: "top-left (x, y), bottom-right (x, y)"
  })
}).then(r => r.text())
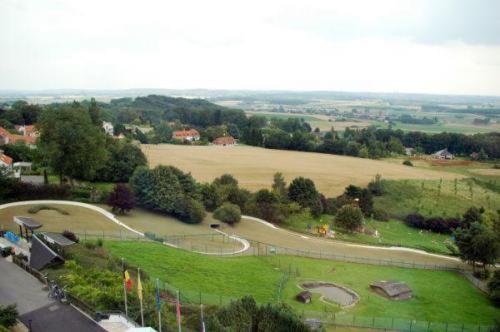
top-left (176, 290), bottom-right (182, 331)
top-left (124, 270), bottom-right (132, 291)
top-left (137, 271), bottom-right (143, 301)
top-left (200, 304), bottom-right (205, 332)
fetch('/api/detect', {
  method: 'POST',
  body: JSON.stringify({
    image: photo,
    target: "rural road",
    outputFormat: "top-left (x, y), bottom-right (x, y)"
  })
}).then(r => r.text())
top-left (0, 200), bottom-right (467, 269)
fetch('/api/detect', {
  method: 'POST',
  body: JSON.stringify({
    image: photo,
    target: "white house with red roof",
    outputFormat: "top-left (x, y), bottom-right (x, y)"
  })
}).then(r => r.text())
top-left (173, 129), bottom-right (200, 141)
top-left (0, 126), bottom-right (37, 147)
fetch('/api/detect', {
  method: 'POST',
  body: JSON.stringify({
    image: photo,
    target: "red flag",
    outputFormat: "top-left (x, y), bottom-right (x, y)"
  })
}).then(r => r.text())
top-left (124, 270), bottom-right (133, 291)
top-left (176, 291), bottom-right (182, 329)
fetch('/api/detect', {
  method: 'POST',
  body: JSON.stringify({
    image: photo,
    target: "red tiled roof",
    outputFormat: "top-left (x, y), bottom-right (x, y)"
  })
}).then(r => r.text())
top-left (15, 125), bottom-right (38, 137)
top-left (173, 129), bottom-right (200, 138)
top-left (0, 126), bottom-right (37, 145)
top-left (213, 136), bottom-right (236, 145)
top-left (0, 153), bottom-right (13, 166)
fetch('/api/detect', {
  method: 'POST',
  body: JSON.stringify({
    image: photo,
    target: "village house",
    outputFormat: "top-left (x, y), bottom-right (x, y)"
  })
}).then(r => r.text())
top-left (213, 136), bottom-right (236, 146)
top-left (15, 125), bottom-right (39, 137)
top-left (173, 129), bottom-right (200, 141)
top-left (433, 148), bottom-right (454, 160)
top-left (102, 121), bottom-right (114, 136)
top-left (0, 149), bottom-right (13, 172)
top-left (404, 147), bottom-right (416, 157)
top-left (0, 126), bottom-right (37, 146)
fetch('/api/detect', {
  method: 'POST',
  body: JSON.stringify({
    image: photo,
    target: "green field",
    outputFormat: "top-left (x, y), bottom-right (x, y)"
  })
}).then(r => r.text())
top-left (105, 241), bottom-right (499, 325)
top-left (283, 213), bottom-right (453, 255)
top-left (374, 178), bottom-right (500, 219)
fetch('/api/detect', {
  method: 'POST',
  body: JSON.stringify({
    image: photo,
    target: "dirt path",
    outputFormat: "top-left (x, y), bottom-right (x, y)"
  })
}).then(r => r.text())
top-left (226, 216), bottom-right (468, 269)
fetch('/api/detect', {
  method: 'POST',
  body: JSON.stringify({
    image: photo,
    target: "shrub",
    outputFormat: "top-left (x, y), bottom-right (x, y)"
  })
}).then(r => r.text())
top-left (96, 238), bottom-right (104, 247)
top-left (404, 213), bottom-right (425, 228)
top-left (213, 203), bottom-right (242, 225)
top-left (403, 160), bottom-right (413, 166)
top-left (84, 241), bottom-right (96, 250)
top-left (322, 197), bottom-right (337, 215)
top-left (28, 204), bottom-right (70, 215)
top-left (107, 184), bottom-right (135, 214)
top-left (0, 305), bottom-right (18, 328)
top-left (367, 174), bottom-right (385, 196)
top-left (373, 208), bottom-right (389, 221)
top-left (489, 270), bottom-right (500, 306)
top-left (62, 230), bottom-right (79, 243)
top-left (334, 205), bottom-right (363, 232)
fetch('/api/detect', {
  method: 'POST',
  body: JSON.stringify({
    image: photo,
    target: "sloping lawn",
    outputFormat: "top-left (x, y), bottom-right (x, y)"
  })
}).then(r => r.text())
top-left (106, 241), bottom-right (283, 303)
top-left (105, 241), bottom-right (499, 325)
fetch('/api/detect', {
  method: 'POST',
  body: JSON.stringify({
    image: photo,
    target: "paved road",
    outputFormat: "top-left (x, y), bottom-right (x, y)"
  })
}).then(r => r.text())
top-left (0, 257), bottom-right (52, 315)
top-left (0, 257), bottom-right (104, 332)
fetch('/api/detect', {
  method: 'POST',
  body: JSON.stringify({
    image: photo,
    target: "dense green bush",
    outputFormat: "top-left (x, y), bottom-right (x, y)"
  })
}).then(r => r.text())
top-left (404, 213), bottom-right (460, 234)
top-left (334, 205), bottom-right (364, 232)
top-left (0, 305), bottom-right (18, 328)
top-left (213, 203), bottom-right (242, 225)
top-left (130, 166), bottom-right (206, 224)
top-left (488, 270), bottom-right (500, 306)
top-left (372, 208), bottom-right (389, 221)
top-left (206, 296), bottom-right (311, 332)
top-left (0, 174), bottom-right (70, 203)
top-left (94, 140), bottom-right (147, 182)
top-left (288, 177), bottom-right (322, 217)
top-left (403, 160), bottom-right (413, 166)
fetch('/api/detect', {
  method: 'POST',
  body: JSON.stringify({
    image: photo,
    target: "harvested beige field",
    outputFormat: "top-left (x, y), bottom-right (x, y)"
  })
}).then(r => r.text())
top-left (468, 168), bottom-right (500, 176)
top-left (142, 145), bottom-right (458, 196)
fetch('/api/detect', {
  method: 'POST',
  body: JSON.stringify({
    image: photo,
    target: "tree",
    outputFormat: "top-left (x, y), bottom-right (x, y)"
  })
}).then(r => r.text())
top-left (462, 207), bottom-right (482, 228)
top-left (272, 172), bottom-right (287, 201)
top-left (455, 222), bottom-right (499, 275)
top-left (95, 140), bottom-right (147, 182)
top-left (334, 205), bottom-right (363, 232)
top-left (37, 105), bottom-right (108, 184)
top-left (367, 174), bottom-right (384, 196)
top-left (152, 123), bottom-right (173, 143)
top-left (288, 177), bottom-right (322, 217)
top-left (88, 98), bottom-right (101, 126)
top-left (488, 270), bottom-right (500, 306)
top-left (249, 189), bottom-right (284, 223)
top-left (206, 296), bottom-right (310, 332)
top-left (213, 203), bottom-right (241, 225)
top-left (129, 165), bottom-right (206, 224)
top-left (107, 184), bottom-right (135, 214)
top-left (227, 123), bottom-right (240, 139)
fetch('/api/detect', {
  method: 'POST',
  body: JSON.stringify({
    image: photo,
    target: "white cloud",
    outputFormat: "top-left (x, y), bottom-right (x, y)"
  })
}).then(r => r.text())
top-left (1, 0), bottom-right (499, 95)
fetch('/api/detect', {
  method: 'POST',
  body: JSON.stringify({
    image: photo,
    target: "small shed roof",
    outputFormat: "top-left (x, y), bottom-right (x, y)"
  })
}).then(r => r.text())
top-left (42, 232), bottom-right (76, 247)
top-left (13, 216), bottom-right (42, 229)
top-left (370, 281), bottom-right (412, 297)
top-left (30, 235), bottom-right (64, 270)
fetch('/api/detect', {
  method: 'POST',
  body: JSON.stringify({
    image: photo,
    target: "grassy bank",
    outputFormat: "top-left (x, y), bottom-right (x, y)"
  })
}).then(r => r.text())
top-left (105, 241), bottom-right (499, 325)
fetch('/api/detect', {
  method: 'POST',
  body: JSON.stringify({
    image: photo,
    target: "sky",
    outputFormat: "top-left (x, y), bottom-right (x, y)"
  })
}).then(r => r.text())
top-left (1, 0), bottom-right (500, 96)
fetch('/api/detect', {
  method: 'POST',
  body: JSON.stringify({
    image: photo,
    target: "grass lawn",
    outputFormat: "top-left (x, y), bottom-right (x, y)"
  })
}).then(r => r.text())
top-left (106, 241), bottom-right (283, 303)
top-left (274, 255), bottom-right (500, 325)
top-left (374, 178), bottom-right (500, 219)
top-left (105, 241), bottom-right (499, 325)
top-left (0, 204), bottom-right (129, 233)
top-left (283, 212), bottom-right (454, 255)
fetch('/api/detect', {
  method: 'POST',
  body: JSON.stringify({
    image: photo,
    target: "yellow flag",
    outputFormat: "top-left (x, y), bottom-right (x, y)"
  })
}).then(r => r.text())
top-left (137, 272), bottom-right (143, 301)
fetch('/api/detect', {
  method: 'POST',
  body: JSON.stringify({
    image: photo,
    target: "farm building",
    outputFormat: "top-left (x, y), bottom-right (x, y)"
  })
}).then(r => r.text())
top-left (213, 136), bottom-right (236, 146)
top-left (433, 148), bottom-right (453, 160)
top-left (173, 129), bottom-right (200, 141)
top-left (404, 147), bottom-right (416, 156)
top-left (370, 281), bottom-right (412, 300)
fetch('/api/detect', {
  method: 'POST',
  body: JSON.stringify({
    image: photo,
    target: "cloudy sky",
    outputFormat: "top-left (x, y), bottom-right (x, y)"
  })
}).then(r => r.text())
top-left (1, 0), bottom-right (500, 95)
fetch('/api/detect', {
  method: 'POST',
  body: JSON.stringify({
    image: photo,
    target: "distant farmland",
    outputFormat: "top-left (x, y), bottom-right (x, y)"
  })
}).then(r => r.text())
top-left (142, 145), bottom-right (458, 196)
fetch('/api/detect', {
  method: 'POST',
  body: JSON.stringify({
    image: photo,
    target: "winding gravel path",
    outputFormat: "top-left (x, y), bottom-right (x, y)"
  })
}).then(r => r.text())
top-left (0, 200), bottom-right (249, 255)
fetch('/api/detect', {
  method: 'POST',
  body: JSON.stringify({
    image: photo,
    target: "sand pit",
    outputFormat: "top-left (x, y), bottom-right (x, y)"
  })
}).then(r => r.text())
top-left (301, 282), bottom-right (359, 307)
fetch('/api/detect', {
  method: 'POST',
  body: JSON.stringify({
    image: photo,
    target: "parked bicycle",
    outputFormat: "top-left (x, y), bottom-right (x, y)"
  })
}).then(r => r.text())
top-left (47, 280), bottom-right (68, 303)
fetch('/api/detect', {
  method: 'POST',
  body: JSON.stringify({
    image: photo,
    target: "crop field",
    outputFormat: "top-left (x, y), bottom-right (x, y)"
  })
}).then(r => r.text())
top-left (142, 145), bottom-right (458, 197)
top-left (106, 241), bottom-right (500, 325)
